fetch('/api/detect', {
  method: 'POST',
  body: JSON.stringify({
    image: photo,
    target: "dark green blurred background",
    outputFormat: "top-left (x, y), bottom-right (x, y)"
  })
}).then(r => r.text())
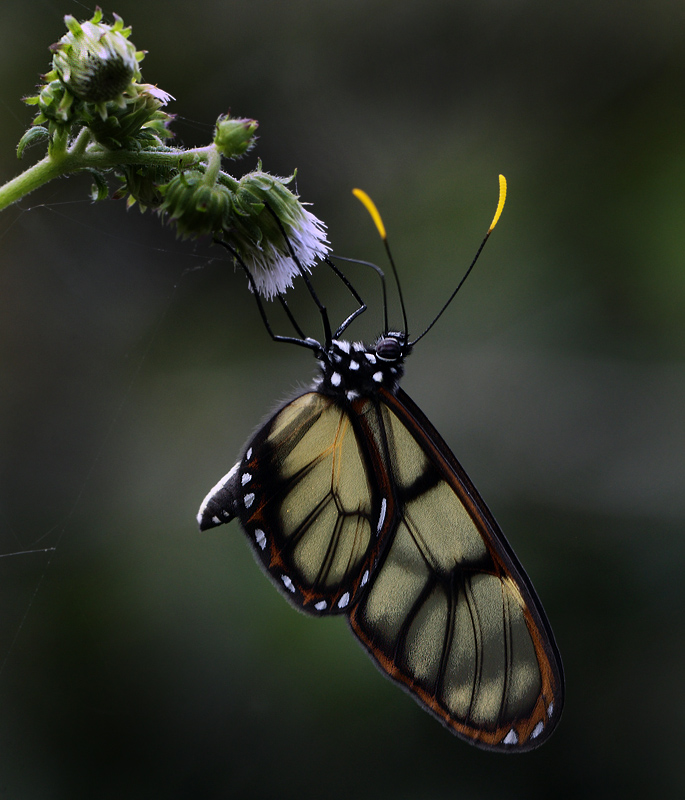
top-left (1, 1), bottom-right (684, 797)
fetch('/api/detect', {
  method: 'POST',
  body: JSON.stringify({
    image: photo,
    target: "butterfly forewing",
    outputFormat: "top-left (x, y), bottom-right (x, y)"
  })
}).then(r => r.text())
top-left (200, 392), bottom-right (394, 615)
top-left (347, 387), bottom-right (564, 751)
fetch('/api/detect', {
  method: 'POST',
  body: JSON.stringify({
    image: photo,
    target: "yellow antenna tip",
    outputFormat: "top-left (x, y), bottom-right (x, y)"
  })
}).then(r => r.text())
top-left (353, 188), bottom-right (387, 240)
top-left (489, 174), bottom-right (507, 233)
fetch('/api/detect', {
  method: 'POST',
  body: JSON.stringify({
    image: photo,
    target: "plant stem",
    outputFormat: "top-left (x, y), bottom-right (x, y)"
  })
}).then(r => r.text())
top-left (0, 139), bottom-right (217, 212)
top-left (202, 145), bottom-right (221, 186)
top-left (0, 155), bottom-right (64, 212)
top-left (70, 127), bottom-right (93, 157)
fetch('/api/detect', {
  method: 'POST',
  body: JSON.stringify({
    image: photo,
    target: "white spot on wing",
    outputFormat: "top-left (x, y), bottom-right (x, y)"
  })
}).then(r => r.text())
top-left (346, 390), bottom-right (359, 401)
top-left (246, 447), bottom-right (252, 460)
top-left (531, 721), bottom-right (544, 739)
top-left (361, 569), bottom-right (369, 587)
top-left (244, 492), bottom-right (255, 508)
top-left (547, 702), bottom-right (554, 717)
top-left (281, 574), bottom-right (296, 593)
top-left (364, 353), bottom-right (376, 363)
top-left (349, 360), bottom-right (359, 370)
top-left (503, 729), bottom-right (518, 745)
top-left (331, 372), bottom-right (342, 387)
top-left (377, 498), bottom-right (387, 532)
top-left (372, 371), bottom-right (383, 383)
top-left (314, 600), bottom-right (327, 611)
top-left (337, 592), bottom-right (350, 609)
top-left (241, 472), bottom-right (251, 486)
top-left (255, 529), bottom-right (267, 550)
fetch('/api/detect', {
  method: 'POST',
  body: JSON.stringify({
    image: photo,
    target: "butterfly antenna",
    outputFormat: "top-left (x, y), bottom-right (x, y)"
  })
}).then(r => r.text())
top-left (265, 204), bottom-right (333, 347)
top-left (353, 189), bottom-right (409, 340)
top-left (408, 174), bottom-right (507, 348)
top-left (214, 239), bottom-right (320, 352)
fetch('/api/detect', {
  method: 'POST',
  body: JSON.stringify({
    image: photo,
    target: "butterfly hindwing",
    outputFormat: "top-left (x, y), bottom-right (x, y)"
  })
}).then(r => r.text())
top-left (199, 391), bottom-right (395, 615)
top-left (347, 387), bottom-right (564, 751)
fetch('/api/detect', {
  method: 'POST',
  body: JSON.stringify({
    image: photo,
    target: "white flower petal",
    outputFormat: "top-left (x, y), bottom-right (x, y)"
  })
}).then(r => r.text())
top-left (245, 210), bottom-right (329, 299)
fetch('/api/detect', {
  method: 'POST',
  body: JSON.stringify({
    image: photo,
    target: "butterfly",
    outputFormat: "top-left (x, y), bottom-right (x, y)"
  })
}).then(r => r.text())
top-left (197, 179), bottom-right (564, 751)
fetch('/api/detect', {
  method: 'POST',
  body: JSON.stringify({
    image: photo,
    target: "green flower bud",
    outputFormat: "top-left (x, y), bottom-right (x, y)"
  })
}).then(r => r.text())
top-left (24, 10), bottom-right (173, 145)
top-left (51, 9), bottom-right (141, 104)
top-left (26, 78), bottom-right (74, 124)
top-left (160, 171), bottom-right (233, 238)
top-left (214, 115), bottom-right (258, 159)
top-left (116, 159), bottom-right (178, 211)
top-left (84, 84), bottom-right (175, 149)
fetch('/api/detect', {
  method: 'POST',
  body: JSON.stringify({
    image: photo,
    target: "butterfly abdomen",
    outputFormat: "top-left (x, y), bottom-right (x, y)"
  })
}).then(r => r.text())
top-left (197, 462), bottom-right (241, 530)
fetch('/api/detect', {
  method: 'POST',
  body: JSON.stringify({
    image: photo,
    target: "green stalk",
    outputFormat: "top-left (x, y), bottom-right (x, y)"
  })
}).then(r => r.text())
top-left (0, 140), bottom-right (216, 212)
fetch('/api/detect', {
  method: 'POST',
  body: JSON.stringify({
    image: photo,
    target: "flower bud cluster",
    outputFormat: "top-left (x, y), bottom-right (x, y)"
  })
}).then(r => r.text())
top-left (16, 10), bottom-right (331, 299)
top-left (24, 9), bottom-right (173, 149)
top-left (161, 167), bottom-right (329, 298)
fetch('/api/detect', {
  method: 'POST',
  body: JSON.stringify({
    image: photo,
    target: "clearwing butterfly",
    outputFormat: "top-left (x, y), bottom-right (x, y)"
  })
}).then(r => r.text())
top-left (198, 178), bottom-right (564, 751)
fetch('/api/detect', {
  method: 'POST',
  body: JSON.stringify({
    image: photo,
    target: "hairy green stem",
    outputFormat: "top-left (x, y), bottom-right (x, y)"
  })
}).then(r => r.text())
top-left (202, 145), bottom-right (221, 186)
top-left (69, 127), bottom-right (93, 157)
top-left (0, 139), bottom-right (217, 212)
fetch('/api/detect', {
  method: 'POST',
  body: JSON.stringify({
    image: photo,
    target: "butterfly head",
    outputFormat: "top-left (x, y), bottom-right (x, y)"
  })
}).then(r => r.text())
top-left (315, 331), bottom-right (411, 401)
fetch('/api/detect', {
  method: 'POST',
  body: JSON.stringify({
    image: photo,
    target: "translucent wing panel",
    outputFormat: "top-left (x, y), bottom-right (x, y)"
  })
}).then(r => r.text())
top-left (405, 481), bottom-right (490, 567)
top-left (358, 518), bottom-right (541, 716)
top-left (234, 393), bottom-right (390, 614)
top-left (349, 391), bottom-right (563, 751)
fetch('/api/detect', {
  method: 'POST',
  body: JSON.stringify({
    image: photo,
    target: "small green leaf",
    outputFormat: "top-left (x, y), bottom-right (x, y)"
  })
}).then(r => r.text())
top-left (86, 169), bottom-right (110, 201)
top-left (16, 126), bottom-right (50, 159)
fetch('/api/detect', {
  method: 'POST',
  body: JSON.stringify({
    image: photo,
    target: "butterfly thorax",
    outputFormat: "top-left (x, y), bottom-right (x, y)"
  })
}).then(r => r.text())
top-left (314, 333), bottom-right (410, 401)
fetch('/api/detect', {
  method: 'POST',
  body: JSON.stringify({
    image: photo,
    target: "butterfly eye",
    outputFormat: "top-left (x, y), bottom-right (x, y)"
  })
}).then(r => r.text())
top-left (375, 335), bottom-right (402, 362)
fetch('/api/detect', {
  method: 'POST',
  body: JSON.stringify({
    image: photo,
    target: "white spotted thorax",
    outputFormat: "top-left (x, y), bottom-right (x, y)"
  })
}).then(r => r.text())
top-left (313, 332), bottom-right (410, 402)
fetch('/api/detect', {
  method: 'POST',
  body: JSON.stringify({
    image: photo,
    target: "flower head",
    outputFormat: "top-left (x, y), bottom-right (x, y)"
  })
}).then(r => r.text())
top-left (224, 170), bottom-right (330, 298)
top-left (159, 163), bottom-right (329, 297)
top-left (24, 10), bottom-right (173, 148)
top-left (51, 10), bottom-right (141, 104)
